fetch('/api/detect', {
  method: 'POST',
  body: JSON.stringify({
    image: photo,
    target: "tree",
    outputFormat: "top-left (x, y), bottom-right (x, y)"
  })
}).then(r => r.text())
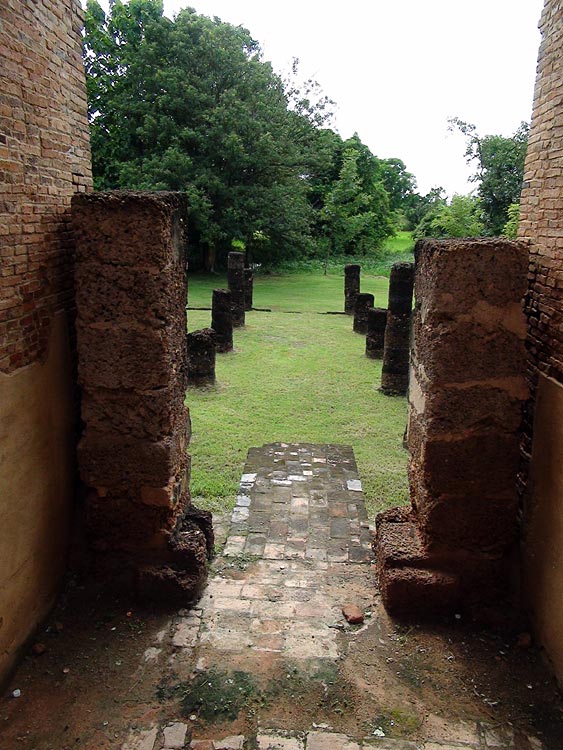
top-left (83, 0), bottom-right (327, 268)
top-left (413, 194), bottom-right (484, 240)
top-left (403, 186), bottom-right (446, 230)
top-left (502, 203), bottom-right (520, 239)
top-left (449, 118), bottom-right (529, 235)
top-left (84, 1), bottom-right (404, 268)
top-left (321, 147), bottom-right (392, 256)
top-left (379, 158), bottom-right (417, 213)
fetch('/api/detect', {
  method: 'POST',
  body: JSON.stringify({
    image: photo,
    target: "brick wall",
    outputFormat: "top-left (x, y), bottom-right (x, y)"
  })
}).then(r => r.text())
top-left (0, 0), bottom-right (92, 373)
top-left (0, 0), bottom-right (92, 683)
top-left (518, 0), bottom-right (563, 685)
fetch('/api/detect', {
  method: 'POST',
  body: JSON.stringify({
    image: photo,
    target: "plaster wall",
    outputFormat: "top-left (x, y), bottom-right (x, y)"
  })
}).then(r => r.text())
top-left (0, 0), bottom-right (92, 681)
top-left (0, 315), bottom-right (74, 679)
top-left (523, 374), bottom-right (563, 682)
top-left (518, 0), bottom-right (563, 685)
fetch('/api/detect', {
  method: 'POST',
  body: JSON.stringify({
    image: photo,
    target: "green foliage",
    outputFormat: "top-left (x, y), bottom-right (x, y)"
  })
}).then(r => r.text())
top-left (449, 117), bottom-right (529, 235)
top-left (502, 202), bottom-right (520, 239)
top-left (403, 186), bottom-right (447, 230)
top-left (379, 158), bottom-right (417, 213)
top-left (187, 272), bottom-right (409, 517)
top-left (84, 1), bottom-right (412, 269)
top-left (413, 194), bottom-right (484, 239)
top-left (84, 0), bottom-right (323, 267)
top-left (321, 147), bottom-right (393, 256)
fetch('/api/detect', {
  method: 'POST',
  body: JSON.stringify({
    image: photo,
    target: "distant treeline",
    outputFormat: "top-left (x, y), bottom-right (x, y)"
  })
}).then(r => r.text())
top-left (84, 1), bottom-right (528, 269)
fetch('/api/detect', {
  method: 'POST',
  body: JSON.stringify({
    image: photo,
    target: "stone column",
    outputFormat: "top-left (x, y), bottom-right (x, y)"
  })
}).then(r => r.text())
top-left (344, 264), bottom-right (361, 314)
top-left (72, 191), bottom-right (212, 601)
top-left (244, 268), bottom-right (254, 311)
top-left (380, 262), bottom-right (414, 395)
top-left (353, 293), bottom-right (374, 334)
top-left (212, 289), bottom-right (233, 353)
top-left (375, 239), bottom-right (528, 617)
top-left (366, 307), bottom-right (387, 359)
top-left (187, 329), bottom-right (216, 385)
top-left (227, 251), bottom-right (246, 327)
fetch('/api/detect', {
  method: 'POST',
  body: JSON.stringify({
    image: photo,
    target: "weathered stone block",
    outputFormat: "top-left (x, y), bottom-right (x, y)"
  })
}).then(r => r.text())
top-left (211, 289), bottom-right (234, 353)
top-left (344, 264), bottom-right (361, 314)
top-left (366, 307), bottom-right (387, 359)
top-left (414, 488), bottom-right (519, 553)
top-left (187, 328), bottom-right (216, 385)
top-left (75, 261), bottom-right (185, 329)
top-left (408, 375), bottom-right (527, 438)
top-left (413, 317), bottom-right (526, 383)
top-left (227, 251), bottom-right (245, 327)
top-left (414, 238), bottom-right (528, 313)
top-left (72, 191), bottom-right (187, 269)
top-left (81, 381), bottom-right (189, 441)
top-left (412, 432), bottom-right (521, 497)
top-left (77, 324), bottom-right (181, 390)
top-left (353, 293), bottom-right (374, 334)
top-left (78, 420), bottom-right (190, 489)
top-left (244, 268), bottom-right (254, 311)
top-left (387, 262), bottom-right (414, 316)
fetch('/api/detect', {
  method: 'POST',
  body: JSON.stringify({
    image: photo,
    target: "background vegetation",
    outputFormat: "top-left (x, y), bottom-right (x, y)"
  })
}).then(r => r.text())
top-left (187, 270), bottom-right (409, 518)
top-left (83, 0), bottom-right (421, 270)
top-left (84, 1), bottom-right (529, 271)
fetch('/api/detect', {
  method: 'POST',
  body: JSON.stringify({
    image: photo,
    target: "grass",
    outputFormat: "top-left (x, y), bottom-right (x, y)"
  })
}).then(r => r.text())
top-left (189, 271), bottom-right (389, 313)
top-left (186, 269), bottom-right (409, 519)
top-left (247, 231), bottom-right (415, 276)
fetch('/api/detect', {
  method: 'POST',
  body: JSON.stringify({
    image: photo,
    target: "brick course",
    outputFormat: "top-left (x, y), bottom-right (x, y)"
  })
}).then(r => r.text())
top-left (519, 0), bottom-right (563, 470)
top-left (518, 0), bottom-right (563, 685)
top-left (0, 0), bottom-right (92, 373)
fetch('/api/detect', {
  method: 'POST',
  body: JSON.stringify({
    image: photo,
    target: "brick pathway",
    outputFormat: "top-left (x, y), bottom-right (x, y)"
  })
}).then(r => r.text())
top-left (122, 444), bottom-right (548, 750)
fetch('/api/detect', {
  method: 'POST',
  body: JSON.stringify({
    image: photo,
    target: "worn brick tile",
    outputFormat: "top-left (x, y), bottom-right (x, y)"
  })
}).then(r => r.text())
top-left (256, 732), bottom-right (304, 749)
top-left (162, 722), bottom-right (188, 749)
top-left (306, 731), bottom-right (360, 749)
top-left (263, 542), bottom-right (286, 559)
top-left (121, 726), bottom-right (159, 750)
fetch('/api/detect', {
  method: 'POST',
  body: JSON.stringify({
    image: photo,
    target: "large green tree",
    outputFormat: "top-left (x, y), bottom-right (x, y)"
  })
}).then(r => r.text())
top-left (320, 147), bottom-right (392, 256)
top-left (449, 118), bottom-right (529, 235)
top-left (413, 194), bottom-right (484, 240)
top-left (84, 0), bottom-right (328, 267)
top-left (84, 0), bottom-right (406, 267)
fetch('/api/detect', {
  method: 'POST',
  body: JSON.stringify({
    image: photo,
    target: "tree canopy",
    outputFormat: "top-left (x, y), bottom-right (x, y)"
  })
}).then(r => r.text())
top-left (83, 0), bottom-right (414, 268)
top-left (448, 118), bottom-right (529, 235)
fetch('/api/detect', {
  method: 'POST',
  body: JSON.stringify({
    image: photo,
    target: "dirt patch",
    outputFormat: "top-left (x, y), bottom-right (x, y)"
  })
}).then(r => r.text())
top-left (0, 569), bottom-right (561, 749)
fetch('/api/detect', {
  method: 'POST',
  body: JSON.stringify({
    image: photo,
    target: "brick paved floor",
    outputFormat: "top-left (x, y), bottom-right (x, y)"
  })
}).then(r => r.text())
top-left (120, 444), bottom-right (549, 750)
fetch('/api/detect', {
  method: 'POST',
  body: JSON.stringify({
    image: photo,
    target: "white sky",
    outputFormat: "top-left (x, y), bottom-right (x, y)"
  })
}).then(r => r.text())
top-left (94, 0), bottom-right (545, 196)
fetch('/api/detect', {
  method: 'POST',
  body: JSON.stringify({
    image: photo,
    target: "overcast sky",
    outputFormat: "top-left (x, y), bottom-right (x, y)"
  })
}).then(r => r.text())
top-left (94, 0), bottom-right (545, 196)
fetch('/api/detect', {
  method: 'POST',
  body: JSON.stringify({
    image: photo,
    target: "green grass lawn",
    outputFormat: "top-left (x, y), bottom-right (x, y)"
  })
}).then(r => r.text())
top-left (189, 271), bottom-right (390, 313)
top-left (186, 271), bottom-right (409, 520)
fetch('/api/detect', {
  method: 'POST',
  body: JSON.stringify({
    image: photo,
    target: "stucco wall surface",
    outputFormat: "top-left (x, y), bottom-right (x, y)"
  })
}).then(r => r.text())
top-left (518, 0), bottom-right (563, 685)
top-left (0, 316), bottom-right (74, 679)
top-left (0, 0), bottom-right (92, 681)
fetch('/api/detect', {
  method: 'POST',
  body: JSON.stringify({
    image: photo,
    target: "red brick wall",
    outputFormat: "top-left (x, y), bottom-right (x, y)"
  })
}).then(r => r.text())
top-left (518, 0), bottom-right (563, 684)
top-left (519, 0), bottom-right (563, 392)
top-left (0, 0), bottom-right (92, 373)
top-left (518, 0), bottom-right (563, 481)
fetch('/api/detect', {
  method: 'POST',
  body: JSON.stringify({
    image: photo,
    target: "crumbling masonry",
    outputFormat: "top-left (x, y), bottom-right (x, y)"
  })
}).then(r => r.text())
top-left (344, 264), bottom-right (361, 314)
top-left (353, 292), bottom-right (374, 334)
top-left (73, 192), bottom-right (211, 599)
top-left (227, 251), bottom-right (246, 327)
top-left (376, 239), bottom-right (528, 616)
top-left (380, 262), bottom-right (414, 396)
